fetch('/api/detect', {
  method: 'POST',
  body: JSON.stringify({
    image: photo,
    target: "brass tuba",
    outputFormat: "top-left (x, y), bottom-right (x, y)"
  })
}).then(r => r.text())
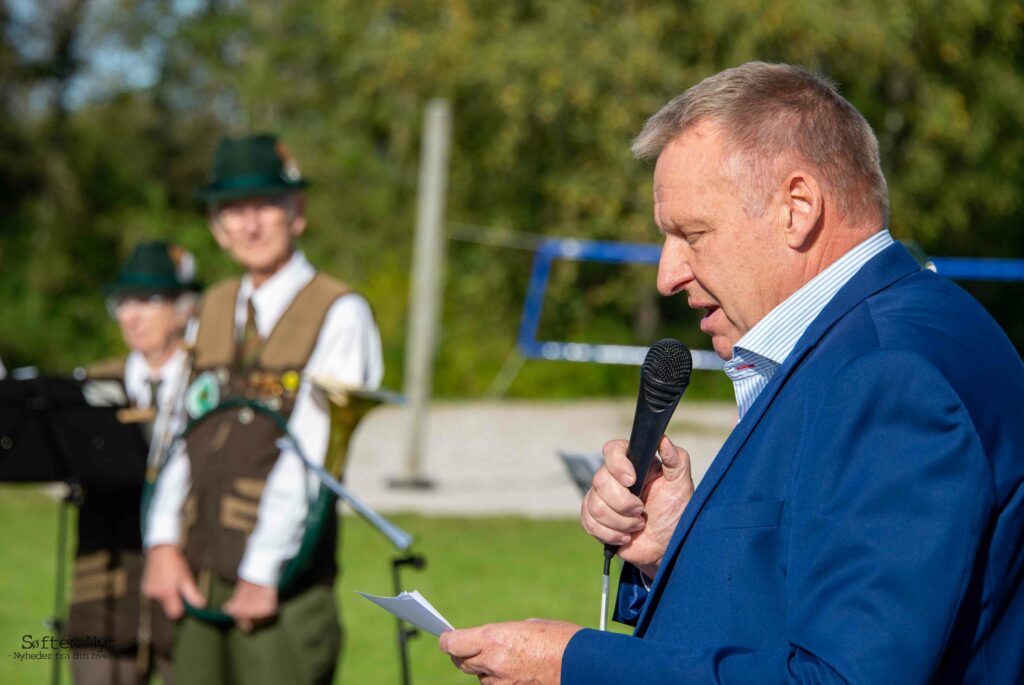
top-left (311, 376), bottom-right (402, 480)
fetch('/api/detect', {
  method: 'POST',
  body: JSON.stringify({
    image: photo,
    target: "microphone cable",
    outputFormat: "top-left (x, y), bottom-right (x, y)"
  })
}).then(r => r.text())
top-left (600, 546), bottom-right (614, 630)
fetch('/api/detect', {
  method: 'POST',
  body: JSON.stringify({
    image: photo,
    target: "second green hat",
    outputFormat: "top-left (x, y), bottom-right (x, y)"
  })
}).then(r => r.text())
top-left (105, 241), bottom-right (200, 296)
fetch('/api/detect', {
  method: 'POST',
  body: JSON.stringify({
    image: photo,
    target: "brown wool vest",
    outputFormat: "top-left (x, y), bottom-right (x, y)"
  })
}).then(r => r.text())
top-left (68, 359), bottom-right (174, 656)
top-left (182, 273), bottom-right (350, 590)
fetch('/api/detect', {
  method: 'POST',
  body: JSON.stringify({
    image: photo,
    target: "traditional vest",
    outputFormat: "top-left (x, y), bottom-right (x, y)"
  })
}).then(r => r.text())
top-left (68, 358), bottom-right (174, 659)
top-left (181, 273), bottom-right (350, 592)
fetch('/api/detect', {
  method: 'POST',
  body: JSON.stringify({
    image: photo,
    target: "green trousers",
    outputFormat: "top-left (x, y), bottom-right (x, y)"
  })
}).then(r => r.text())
top-left (174, 575), bottom-right (341, 685)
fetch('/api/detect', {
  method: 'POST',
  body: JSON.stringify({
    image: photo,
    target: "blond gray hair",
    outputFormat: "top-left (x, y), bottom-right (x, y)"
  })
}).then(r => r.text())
top-left (633, 62), bottom-right (888, 225)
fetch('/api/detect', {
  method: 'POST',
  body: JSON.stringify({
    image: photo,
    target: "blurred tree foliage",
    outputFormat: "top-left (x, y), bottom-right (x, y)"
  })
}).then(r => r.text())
top-left (1, 0), bottom-right (1022, 398)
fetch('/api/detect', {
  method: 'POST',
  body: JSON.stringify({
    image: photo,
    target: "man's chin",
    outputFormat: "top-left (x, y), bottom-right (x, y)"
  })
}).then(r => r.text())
top-left (124, 337), bottom-right (151, 353)
top-left (235, 250), bottom-right (291, 277)
top-left (235, 254), bottom-right (271, 271)
top-left (711, 337), bottom-right (735, 361)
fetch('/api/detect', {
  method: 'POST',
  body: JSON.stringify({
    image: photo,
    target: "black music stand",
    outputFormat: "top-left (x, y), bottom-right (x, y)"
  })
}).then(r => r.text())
top-left (558, 451), bottom-right (603, 496)
top-left (0, 375), bottom-right (148, 685)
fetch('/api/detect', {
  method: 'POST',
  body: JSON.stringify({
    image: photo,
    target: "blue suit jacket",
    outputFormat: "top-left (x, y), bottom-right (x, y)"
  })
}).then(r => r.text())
top-left (563, 243), bottom-right (1024, 684)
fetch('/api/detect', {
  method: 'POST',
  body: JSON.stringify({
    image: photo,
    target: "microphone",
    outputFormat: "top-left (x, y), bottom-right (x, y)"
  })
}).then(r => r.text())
top-left (599, 338), bottom-right (692, 629)
top-left (621, 338), bottom-right (693, 498)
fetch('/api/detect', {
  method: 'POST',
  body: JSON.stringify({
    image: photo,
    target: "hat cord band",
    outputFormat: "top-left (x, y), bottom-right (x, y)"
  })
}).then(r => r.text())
top-left (209, 173), bottom-right (299, 192)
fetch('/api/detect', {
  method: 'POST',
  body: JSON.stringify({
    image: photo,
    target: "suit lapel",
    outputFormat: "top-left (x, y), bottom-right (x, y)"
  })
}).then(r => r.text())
top-left (634, 242), bottom-right (922, 634)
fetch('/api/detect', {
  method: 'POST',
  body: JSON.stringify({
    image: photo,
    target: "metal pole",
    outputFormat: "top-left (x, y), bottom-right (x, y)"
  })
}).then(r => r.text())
top-left (391, 554), bottom-right (426, 685)
top-left (50, 484), bottom-right (79, 685)
top-left (393, 99), bottom-right (451, 489)
top-left (391, 559), bottom-right (413, 685)
top-left (50, 498), bottom-right (68, 685)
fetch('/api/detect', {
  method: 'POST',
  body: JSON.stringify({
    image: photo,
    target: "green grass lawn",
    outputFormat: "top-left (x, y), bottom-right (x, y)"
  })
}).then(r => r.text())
top-left (0, 485), bottom-right (629, 684)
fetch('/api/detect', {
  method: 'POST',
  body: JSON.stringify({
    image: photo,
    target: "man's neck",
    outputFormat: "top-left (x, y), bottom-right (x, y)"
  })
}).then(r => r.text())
top-left (794, 223), bottom-right (882, 295)
top-left (249, 249), bottom-right (295, 289)
top-left (142, 343), bottom-right (180, 377)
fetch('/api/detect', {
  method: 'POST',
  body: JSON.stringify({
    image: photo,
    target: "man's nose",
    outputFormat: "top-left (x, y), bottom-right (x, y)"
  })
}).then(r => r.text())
top-left (118, 308), bottom-right (142, 328)
top-left (239, 207), bottom-right (261, 234)
top-left (656, 237), bottom-right (694, 296)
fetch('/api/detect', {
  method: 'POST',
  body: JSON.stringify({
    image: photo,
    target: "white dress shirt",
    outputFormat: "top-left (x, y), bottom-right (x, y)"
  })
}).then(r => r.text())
top-left (123, 348), bottom-right (188, 410)
top-left (724, 230), bottom-right (894, 420)
top-left (145, 251), bottom-right (384, 586)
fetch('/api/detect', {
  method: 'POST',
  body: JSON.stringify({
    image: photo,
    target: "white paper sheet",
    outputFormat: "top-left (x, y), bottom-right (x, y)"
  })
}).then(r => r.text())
top-left (357, 590), bottom-right (455, 636)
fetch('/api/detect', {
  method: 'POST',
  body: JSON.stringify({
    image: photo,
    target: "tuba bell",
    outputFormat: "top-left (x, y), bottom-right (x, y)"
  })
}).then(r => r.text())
top-left (311, 377), bottom-right (403, 480)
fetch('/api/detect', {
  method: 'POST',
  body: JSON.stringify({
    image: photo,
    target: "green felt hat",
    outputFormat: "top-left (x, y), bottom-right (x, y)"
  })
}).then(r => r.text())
top-left (196, 133), bottom-right (310, 203)
top-left (104, 242), bottom-right (200, 296)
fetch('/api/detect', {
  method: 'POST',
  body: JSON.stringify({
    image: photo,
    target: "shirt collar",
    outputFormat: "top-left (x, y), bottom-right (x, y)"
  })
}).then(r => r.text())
top-left (723, 347), bottom-right (777, 382)
top-left (237, 250), bottom-right (315, 337)
top-left (124, 347), bottom-right (187, 407)
top-left (731, 229), bottom-right (894, 367)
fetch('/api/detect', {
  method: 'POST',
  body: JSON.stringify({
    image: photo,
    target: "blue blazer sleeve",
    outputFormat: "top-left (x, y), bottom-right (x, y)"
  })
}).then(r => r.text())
top-left (562, 350), bottom-right (994, 684)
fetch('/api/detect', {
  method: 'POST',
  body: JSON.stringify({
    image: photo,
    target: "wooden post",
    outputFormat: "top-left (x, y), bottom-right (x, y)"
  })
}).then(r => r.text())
top-left (393, 99), bottom-right (451, 489)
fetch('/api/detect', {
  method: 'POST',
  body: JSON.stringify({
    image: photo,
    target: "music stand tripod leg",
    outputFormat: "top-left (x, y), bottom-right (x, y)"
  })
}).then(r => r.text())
top-left (391, 554), bottom-right (427, 685)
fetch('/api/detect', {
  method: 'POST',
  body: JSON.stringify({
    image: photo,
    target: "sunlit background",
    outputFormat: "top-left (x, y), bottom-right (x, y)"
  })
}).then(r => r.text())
top-left (1, 2), bottom-right (1022, 683)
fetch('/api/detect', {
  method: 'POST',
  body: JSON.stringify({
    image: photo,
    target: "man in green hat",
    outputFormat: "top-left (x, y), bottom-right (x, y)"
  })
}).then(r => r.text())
top-left (70, 241), bottom-right (200, 685)
top-left (143, 133), bottom-right (383, 684)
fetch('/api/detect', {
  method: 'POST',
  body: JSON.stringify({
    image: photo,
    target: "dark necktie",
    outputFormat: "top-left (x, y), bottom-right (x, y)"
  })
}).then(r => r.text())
top-left (143, 377), bottom-right (162, 442)
top-left (147, 377), bottom-right (162, 410)
top-left (239, 298), bottom-right (264, 372)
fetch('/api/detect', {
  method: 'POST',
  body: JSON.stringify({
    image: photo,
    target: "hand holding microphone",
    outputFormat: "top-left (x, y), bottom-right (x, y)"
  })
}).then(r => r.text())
top-left (580, 339), bottom-right (695, 617)
top-left (586, 434), bottom-right (695, 577)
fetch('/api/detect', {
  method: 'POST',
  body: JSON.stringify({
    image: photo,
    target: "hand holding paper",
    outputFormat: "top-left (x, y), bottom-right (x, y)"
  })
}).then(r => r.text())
top-left (439, 619), bottom-right (582, 685)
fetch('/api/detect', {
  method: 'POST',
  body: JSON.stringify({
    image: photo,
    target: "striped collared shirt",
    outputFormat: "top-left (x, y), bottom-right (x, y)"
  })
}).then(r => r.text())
top-left (724, 229), bottom-right (895, 420)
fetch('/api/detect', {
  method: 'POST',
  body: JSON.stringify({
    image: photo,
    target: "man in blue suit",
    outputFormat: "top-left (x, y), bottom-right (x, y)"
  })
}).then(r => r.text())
top-left (440, 62), bottom-right (1024, 683)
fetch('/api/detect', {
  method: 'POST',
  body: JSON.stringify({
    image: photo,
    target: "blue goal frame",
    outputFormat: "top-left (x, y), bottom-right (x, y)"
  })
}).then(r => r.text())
top-left (516, 237), bottom-right (1024, 371)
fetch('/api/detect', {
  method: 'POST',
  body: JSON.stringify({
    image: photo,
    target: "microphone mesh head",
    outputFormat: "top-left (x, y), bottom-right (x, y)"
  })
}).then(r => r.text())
top-left (642, 338), bottom-right (692, 388)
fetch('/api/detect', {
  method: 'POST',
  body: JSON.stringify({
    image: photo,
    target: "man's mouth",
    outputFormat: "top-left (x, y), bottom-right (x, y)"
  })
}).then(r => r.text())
top-left (697, 304), bottom-right (721, 333)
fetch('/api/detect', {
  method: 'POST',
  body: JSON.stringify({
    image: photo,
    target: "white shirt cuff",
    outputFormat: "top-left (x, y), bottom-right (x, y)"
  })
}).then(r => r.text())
top-left (144, 513), bottom-right (181, 549)
top-left (237, 546), bottom-right (287, 587)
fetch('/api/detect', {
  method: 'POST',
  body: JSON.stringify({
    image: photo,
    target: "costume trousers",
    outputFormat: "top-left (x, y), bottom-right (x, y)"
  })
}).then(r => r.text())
top-left (70, 649), bottom-right (173, 685)
top-left (174, 574), bottom-right (341, 685)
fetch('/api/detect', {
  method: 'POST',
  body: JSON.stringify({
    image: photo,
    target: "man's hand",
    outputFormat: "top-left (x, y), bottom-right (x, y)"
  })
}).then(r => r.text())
top-left (142, 544), bottom-right (206, 620)
top-left (439, 619), bottom-right (582, 684)
top-left (580, 435), bottom-right (694, 578)
top-left (222, 579), bottom-right (279, 633)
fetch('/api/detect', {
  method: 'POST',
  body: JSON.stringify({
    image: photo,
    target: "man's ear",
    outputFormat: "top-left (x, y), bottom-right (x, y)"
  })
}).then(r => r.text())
top-left (209, 214), bottom-right (232, 250)
top-left (780, 171), bottom-right (823, 250)
top-left (288, 192), bottom-right (308, 239)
